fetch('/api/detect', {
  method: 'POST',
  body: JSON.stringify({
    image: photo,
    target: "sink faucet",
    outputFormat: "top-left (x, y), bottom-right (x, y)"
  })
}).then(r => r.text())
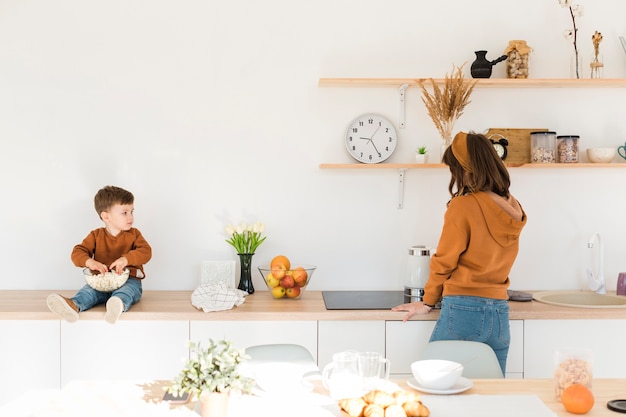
top-left (587, 233), bottom-right (606, 294)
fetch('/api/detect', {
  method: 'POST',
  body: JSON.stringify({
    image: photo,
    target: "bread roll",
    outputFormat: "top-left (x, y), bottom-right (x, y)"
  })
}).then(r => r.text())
top-left (402, 401), bottom-right (430, 417)
top-left (393, 390), bottom-right (420, 405)
top-left (362, 390), bottom-right (396, 408)
top-left (384, 404), bottom-right (407, 417)
top-left (363, 404), bottom-right (385, 417)
top-left (339, 397), bottom-right (367, 417)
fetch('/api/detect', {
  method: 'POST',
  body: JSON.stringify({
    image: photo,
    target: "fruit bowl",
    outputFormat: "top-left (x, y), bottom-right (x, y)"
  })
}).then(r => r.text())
top-left (83, 268), bottom-right (129, 292)
top-left (258, 264), bottom-right (316, 299)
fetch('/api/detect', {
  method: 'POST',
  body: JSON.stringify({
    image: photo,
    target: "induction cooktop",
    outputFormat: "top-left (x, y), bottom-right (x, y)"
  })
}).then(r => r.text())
top-left (322, 291), bottom-right (405, 310)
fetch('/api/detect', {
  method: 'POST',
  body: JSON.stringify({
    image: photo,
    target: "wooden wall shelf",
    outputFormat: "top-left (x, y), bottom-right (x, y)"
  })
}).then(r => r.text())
top-left (318, 78), bottom-right (626, 88)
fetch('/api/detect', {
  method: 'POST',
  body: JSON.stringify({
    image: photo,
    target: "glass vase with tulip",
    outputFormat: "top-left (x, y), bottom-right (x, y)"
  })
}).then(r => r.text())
top-left (225, 221), bottom-right (266, 294)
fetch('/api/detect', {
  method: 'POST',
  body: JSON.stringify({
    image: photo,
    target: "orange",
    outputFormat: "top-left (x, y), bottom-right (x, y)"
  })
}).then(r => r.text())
top-left (562, 383), bottom-right (594, 414)
top-left (270, 255), bottom-right (291, 271)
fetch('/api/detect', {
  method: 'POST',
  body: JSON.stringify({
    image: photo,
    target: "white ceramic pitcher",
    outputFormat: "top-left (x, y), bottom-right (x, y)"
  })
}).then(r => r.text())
top-left (322, 351), bottom-right (362, 399)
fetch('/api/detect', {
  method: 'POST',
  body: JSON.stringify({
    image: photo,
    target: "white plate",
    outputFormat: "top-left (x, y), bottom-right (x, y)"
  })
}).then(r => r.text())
top-left (407, 376), bottom-right (473, 395)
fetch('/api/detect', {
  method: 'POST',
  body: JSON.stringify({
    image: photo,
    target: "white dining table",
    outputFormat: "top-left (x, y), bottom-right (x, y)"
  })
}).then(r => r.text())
top-left (1, 378), bottom-right (624, 417)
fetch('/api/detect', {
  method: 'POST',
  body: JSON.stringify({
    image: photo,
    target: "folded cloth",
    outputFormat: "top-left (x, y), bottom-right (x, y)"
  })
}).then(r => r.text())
top-left (191, 283), bottom-right (247, 312)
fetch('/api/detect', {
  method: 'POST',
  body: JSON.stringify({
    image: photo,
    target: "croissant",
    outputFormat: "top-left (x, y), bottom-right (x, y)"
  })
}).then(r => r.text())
top-left (392, 390), bottom-right (421, 406)
top-left (363, 404), bottom-right (385, 417)
top-left (362, 390), bottom-right (396, 408)
top-left (402, 401), bottom-right (430, 417)
top-left (384, 404), bottom-right (407, 417)
top-left (339, 397), bottom-right (367, 417)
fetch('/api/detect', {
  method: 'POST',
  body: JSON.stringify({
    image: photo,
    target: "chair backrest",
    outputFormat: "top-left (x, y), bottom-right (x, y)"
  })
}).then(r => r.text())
top-left (244, 343), bottom-right (320, 377)
top-left (418, 340), bottom-right (504, 378)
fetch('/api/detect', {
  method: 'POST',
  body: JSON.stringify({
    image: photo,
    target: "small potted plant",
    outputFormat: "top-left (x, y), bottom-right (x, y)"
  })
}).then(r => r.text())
top-left (167, 339), bottom-right (253, 417)
top-left (415, 146), bottom-right (429, 164)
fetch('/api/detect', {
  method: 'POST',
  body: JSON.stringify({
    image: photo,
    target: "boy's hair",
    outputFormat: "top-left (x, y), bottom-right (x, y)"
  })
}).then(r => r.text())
top-left (94, 186), bottom-right (134, 218)
top-left (443, 132), bottom-right (511, 199)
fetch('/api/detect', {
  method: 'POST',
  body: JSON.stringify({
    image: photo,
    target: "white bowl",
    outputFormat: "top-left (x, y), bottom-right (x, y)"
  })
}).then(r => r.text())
top-left (83, 268), bottom-right (129, 292)
top-left (411, 359), bottom-right (463, 390)
top-left (586, 148), bottom-right (616, 163)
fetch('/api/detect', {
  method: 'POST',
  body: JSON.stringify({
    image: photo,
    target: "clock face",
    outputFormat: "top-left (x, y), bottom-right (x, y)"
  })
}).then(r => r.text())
top-left (490, 138), bottom-right (508, 161)
top-left (345, 114), bottom-right (397, 164)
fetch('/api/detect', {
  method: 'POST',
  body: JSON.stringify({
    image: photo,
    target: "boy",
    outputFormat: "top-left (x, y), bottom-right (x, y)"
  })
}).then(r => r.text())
top-left (47, 185), bottom-right (152, 324)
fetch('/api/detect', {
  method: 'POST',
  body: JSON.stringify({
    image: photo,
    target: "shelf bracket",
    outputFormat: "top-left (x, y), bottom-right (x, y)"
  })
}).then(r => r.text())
top-left (398, 83), bottom-right (408, 129)
top-left (397, 168), bottom-right (406, 209)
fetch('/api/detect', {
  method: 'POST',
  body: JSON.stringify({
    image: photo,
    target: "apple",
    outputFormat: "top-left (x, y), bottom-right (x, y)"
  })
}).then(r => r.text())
top-left (271, 286), bottom-right (286, 298)
top-left (271, 265), bottom-right (287, 279)
top-left (292, 267), bottom-right (308, 287)
top-left (279, 276), bottom-right (295, 289)
top-left (285, 287), bottom-right (301, 298)
top-left (265, 273), bottom-right (280, 288)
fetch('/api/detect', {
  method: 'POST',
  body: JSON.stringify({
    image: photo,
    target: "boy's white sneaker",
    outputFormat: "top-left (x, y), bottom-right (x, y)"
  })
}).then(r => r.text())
top-left (47, 294), bottom-right (79, 323)
top-left (104, 296), bottom-right (124, 324)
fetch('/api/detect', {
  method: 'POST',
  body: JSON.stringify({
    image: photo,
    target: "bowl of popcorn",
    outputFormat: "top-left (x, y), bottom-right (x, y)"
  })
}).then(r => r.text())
top-left (83, 268), bottom-right (129, 292)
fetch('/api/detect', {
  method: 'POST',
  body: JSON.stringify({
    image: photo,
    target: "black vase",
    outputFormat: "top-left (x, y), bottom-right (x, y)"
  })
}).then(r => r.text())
top-left (470, 50), bottom-right (507, 79)
top-left (237, 253), bottom-right (255, 294)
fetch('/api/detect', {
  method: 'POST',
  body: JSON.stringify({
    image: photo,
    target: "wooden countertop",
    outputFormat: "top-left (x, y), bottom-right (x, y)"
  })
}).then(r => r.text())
top-left (3, 290), bottom-right (626, 321)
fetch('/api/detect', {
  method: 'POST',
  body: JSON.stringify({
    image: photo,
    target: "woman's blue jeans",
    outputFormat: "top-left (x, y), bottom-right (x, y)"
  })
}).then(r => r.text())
top-left (429, 295), bottom-right (510, 375)
top-left (71, 278), bottom-right (143, 312)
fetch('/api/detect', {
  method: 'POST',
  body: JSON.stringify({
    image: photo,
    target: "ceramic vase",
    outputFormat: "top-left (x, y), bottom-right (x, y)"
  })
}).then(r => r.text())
top-left (237, 253), bottom-right (254, 294)
top-left (415, 154), bottom-right (429, 164)
top-left (200, 392), bottom-right (229, 417)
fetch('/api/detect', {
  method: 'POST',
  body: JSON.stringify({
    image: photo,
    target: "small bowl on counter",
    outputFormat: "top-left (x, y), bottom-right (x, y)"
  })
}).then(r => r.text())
top-left (258, 264), bottom-right (316, 299)
top-left (586, 148), bottom-right (616, 163)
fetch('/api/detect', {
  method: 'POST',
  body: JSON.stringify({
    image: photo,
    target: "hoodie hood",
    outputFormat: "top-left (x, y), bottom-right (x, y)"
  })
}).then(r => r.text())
top-left (472, 192), bottom-right (527, 247)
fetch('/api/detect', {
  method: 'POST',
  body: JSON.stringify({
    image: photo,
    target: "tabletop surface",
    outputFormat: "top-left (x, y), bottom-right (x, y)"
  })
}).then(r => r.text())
top-left (1, 378), bottom-right (624, 417)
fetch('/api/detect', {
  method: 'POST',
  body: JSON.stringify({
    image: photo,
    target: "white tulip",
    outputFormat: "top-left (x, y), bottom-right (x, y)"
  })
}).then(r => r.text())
top-left (225, 224), bottom-right (235, 235)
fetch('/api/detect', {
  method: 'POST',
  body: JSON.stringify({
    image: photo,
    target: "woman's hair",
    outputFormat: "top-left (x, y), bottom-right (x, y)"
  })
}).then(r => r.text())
top-left (94, 185), bottom-right (134, 218)
top-left (442, 132), bottom-right (511, 199)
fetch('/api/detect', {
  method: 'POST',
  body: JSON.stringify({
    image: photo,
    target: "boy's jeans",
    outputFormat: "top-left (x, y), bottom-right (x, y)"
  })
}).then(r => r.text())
top-left (72, 278), bottom-right (142, 312)
top-left (429, 295), bottom-right (510, 376)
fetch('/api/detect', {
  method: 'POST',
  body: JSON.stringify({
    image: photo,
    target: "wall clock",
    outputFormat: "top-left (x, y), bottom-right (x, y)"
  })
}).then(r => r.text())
top-left (345, 114), bottom-right (397, 164)
top-left (490, 136), bottom-right (509, 161)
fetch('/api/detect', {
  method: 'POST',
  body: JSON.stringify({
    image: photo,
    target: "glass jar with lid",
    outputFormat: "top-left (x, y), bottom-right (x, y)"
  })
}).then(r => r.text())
top-left (530, 131), bottom-right (556, 163)
top-left (556, 135), bottom-right (579, 163)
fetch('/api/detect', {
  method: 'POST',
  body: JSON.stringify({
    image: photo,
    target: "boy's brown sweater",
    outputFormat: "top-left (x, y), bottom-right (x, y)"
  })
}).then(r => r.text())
top-left (71, 228), bottom-right (152, 279)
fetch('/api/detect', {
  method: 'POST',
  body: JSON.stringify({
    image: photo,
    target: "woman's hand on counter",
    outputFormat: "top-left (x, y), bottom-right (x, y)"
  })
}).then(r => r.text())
top-left (391, 302), bottom-right (432, 322)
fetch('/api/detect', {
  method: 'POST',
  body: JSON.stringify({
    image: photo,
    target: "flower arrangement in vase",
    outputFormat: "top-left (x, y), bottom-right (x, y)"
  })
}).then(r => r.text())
top-left (167, 339), bottom-right (253, 417)
top-left (415, 146), bottom-right (429, 164)
top-left (225, 221), bottom-right (266, 294)
top-left (590, 31), bottom-right (604, 79)
top-left (557, 0), bottom-right (584, 78)
top-left (418, 64), bottom-right (477, 160)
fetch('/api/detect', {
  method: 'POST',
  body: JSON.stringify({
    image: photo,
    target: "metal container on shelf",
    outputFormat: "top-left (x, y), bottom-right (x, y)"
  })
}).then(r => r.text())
top-left (530, 131), bottom-right (557, 163)
top-left (556, 135), bottom-right (579, 163)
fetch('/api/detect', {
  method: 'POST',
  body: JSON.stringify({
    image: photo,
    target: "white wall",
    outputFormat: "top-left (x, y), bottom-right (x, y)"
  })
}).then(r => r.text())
top-left (0, 0), bottom-right (625, 293)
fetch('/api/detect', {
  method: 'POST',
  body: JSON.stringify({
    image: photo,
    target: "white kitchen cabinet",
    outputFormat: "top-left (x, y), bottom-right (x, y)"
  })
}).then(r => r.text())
top-left (0, 320), bottom-right (60, 406)
top-left (385, 321), bottom-right (435, 378)
top-left (385, 320), bottom-right (524, 378)
top-left (190, 320), bottom-right (318, 362)
top-left (60, 320), bottom-right (189, 386)
top-left (317, 320), bottom-right (385, 372)
top-left (524, 319), bottom-right (626, 378)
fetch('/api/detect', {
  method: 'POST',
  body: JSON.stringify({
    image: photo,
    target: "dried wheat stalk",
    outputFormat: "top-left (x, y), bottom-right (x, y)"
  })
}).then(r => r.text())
top-left (418, 64), bottom-right (477, 141)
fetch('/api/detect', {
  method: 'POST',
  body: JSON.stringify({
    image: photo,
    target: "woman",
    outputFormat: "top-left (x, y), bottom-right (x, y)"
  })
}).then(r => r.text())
top-left (392, 131), bottom-right (527, 375)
